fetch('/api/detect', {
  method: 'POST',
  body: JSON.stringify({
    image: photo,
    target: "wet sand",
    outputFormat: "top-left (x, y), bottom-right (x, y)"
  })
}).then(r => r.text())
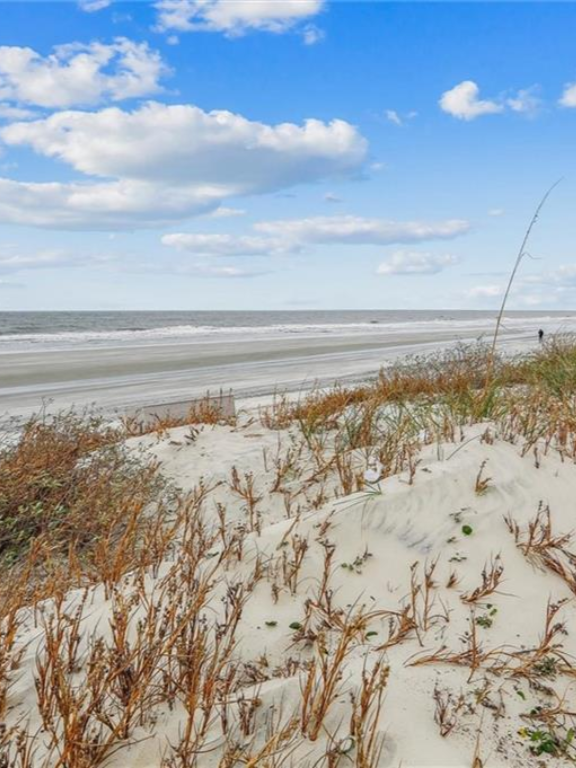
top-left (0, 321), bottom-right (551, 419)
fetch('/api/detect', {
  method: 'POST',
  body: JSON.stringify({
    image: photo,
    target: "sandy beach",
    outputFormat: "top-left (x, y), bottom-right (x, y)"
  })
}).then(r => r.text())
top-left (2, 312), bottom-right (575, 419)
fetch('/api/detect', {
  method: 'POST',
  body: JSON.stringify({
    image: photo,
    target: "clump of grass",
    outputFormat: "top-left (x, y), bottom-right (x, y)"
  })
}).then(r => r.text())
top-left (433, 686), bottom-right (466, 737)
top-left (0, 409), bottom-right (168, 587)
top-left (505, 504), bottom-right (576, 595)
top-left (123, 392), bottom-right (236, 436)
top-left (261, 337), bottom-right (576, 445)
top-left (460, 557), bottom-right (504, 604)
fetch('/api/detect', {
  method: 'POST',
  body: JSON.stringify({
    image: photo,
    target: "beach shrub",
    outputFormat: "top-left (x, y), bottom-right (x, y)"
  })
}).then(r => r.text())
top-left (0, 409), bottom-right (167, 584)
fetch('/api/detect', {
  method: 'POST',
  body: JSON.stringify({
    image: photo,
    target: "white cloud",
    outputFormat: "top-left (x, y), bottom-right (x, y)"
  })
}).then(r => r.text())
top-left (0, 177), bottom-right (221, 230)
top-left (385, 109), bottom-right (402, 126)
top-left (0, 243), bottom-right (265, 279)
top-left (0, 38), bottom-right (168, 108)
top-left (559, 82), bottom-right (576, 108)
top-left (163, 216), bottom-right (470, 262)
top-left (154, 0), bottom-right (324, 36)
top-left (0, 246), bottom-right (112, 272)
top-left (488, 208), bottom-right (505, 217)
top-left (78, 0), bottom-right (112, 11)
top-left (440, 80), bottom-right (541, 121)
top-left (191, 265), bottom-right (266, 278)
top-left (175, 264), bottom-right (266, 278)
top-left (132, 259), bottom-right (267, 278)
top-left (161, 232), bottom-right (298, 256)
top-left (383, 110), bottom-right (417, 127)
top-left (0, 103), bottom-right (366, 230)
top-left (255, 215), bottom-right (470, 245)
top-left (468, 265), bottom-right (576, 307)
top-left (3, 103), bottom-right (365, 188)
top-left (207, 206), bottom-right (246, 219)
top-left (324, 192), bottom-right (342, 204)
top-left (302, 24), bottom-right (324, 45)
top-left (0, 103), bottom-right (36, 121)
top-left (439, 81), bottom-right (503, 121)
top-left (467, 284), bottom-right (504, 299)
top-left (377, 251), bottom-right (459, 276)
top-left (507, 87), bottom-right (540, 115)
top-left (522, 265), bottom-right (576, 290)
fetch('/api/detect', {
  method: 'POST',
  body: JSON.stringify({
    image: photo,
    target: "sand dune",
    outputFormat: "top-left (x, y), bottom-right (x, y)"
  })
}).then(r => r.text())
top-left (4, 391), bottom-right (576, 766)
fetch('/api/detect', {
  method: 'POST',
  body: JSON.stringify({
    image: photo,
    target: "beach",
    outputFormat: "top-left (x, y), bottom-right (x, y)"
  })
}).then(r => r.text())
top-left (2, 310), bottom-right (576, 419)
top-left (3, 340), bottom-right (576, 766)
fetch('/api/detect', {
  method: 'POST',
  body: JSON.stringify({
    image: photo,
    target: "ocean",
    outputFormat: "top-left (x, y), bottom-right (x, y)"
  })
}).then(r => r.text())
top-left (1, 309), bottom-right (576, 351)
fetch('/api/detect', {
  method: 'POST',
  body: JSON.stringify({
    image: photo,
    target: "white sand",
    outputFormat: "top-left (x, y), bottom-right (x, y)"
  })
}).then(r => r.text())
top-left (5, 402), bottom-right (576, 767)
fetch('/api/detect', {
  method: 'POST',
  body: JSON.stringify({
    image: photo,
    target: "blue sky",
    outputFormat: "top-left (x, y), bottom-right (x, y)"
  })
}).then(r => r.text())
top-left (0, 0), bottom-right (575, 311)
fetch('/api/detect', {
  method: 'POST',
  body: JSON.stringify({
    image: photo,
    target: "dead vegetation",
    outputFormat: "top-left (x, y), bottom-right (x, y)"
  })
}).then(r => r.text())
top-left (0, 409), bottom-right (172, 592)
top-left (123, 392), bottom-right (237, 437)
top-left (506, 504), bottom-right (576, 595)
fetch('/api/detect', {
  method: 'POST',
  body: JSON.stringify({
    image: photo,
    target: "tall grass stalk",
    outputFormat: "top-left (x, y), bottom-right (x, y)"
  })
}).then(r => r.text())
top-left (488, 179), bottom-right (562, 380)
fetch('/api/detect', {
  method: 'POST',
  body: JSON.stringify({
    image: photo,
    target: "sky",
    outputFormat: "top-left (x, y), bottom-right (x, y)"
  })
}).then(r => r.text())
top-left (0, 0), bottom-right (575, 311)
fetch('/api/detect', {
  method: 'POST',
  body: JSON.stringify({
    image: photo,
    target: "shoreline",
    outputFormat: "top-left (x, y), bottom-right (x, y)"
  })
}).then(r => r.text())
top-left (0, 324), bottom-right (551, 420)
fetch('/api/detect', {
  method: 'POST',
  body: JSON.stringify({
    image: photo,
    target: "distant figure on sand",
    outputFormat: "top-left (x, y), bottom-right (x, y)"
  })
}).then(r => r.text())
top-left (538, 329), bottom-right (544, 343)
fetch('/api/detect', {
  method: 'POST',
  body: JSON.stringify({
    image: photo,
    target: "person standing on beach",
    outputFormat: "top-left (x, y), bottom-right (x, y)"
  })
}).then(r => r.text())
top-left (538, 329), bottom-right (544, 342)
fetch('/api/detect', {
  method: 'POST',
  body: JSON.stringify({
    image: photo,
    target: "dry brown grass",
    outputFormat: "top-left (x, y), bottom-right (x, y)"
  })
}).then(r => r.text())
top-left (506, 504), bottom-right (576, 595)
top-left (260, 338), bottom-right (576, 448)
top-left (0, 410), bottom-right (172, 589)
top-left (123, 393), bottom-right (236, 437)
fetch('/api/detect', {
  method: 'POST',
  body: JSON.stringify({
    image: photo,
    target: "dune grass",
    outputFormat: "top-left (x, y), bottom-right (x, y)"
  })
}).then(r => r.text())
top-left (0, 409), bottom-right (176, 601)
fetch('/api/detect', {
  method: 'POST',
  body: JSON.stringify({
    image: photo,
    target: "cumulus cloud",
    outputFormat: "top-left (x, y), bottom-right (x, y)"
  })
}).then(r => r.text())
top-left (161, 233), bottom-right (298, 256)
top-left (439, 81), bottom-right (503, 121)
top-left (377, 251), bottom-right (459, 276)
top-left (440, 80), bottom-right (541, 121)
top-left (2, 102), bottom-right (365, 187)
top-left (0, 177), bottom-right (220, 230)
top-left (154, 0), bottom-right (324, 36)
top-left (559, 82), bottom-right (576, 108)
top-left (0, 38), bottom-right (168, 108)
top-left (0, 103), bottom-right (366, 229)
top-left (254, 215), bottom-right (470, 245)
